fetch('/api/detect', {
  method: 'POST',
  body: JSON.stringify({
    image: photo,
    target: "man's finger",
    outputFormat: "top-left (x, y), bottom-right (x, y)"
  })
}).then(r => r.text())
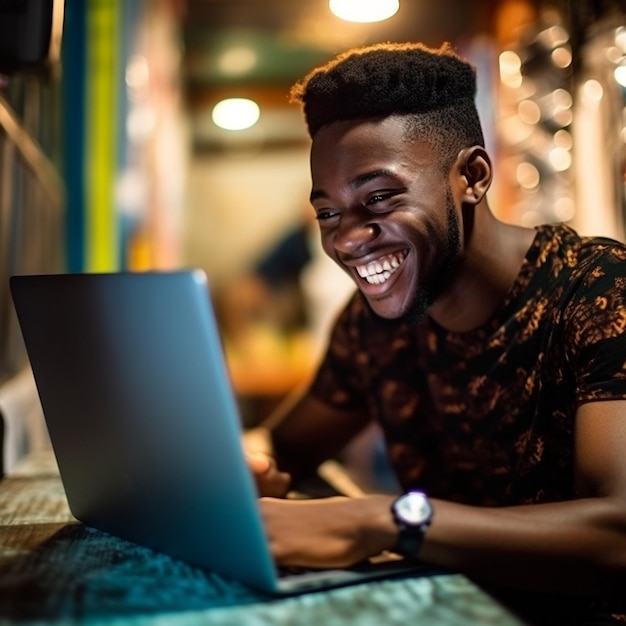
top-left (246, 452), bottom-right (272, 475)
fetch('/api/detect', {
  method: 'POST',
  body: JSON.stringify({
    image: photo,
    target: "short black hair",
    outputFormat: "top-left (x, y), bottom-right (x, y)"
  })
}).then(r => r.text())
top-left (290, 41), bottom-right (485, 169)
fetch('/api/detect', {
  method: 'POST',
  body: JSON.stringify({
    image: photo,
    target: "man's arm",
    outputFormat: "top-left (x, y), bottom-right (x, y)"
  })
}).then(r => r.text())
top-left (415, 399), bottom-right (626, 596)
top-left (246, 385), bottom-right (371, 491)
top-left (258, 399), bottom-right (626, 598)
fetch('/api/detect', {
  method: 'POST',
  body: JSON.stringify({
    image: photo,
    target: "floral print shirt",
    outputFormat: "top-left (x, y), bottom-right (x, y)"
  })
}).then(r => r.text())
top-left (310, 223), bottom-right (626, 506)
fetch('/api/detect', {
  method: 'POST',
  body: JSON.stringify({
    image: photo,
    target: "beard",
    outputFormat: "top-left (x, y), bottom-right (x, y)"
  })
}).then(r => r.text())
top-left (369, 187), bottom-right (462, 328)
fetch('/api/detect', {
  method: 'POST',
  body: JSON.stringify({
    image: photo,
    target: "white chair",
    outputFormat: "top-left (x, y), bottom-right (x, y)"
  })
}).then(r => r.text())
top-left (0, 366), bottom-right (49, 474)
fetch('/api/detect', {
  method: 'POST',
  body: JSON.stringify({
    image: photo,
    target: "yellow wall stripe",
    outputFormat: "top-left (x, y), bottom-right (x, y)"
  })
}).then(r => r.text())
top-left (85, 0), bottom-right (119, 271)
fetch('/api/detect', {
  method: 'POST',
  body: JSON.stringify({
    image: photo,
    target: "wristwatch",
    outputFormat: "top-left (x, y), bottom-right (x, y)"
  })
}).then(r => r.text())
top-left (390, 490), bottom-right (433, 559)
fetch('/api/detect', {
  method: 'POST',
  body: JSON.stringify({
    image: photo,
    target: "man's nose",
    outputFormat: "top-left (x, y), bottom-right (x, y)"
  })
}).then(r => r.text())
top-left (334, 214), bottom-right (379, 255)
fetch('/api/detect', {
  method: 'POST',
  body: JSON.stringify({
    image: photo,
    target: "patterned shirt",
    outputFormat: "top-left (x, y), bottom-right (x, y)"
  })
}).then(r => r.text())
top-left (310, 223), bottom-right (626, 623)
top-left (310, 223), bottom-right (626, 506)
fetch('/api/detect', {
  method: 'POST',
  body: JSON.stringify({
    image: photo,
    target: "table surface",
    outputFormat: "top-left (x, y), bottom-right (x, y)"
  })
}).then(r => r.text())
top-left (0, 451), bottom-right (526, 626)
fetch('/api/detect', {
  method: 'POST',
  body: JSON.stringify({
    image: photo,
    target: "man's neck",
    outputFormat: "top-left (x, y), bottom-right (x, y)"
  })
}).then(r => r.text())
top-left (427, 210), bottom-right (536, 333)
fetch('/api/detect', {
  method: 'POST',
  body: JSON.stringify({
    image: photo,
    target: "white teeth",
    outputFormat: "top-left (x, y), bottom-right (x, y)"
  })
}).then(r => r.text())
top-left (357, 252), bottom-right (406, 285)
top-left (365, 270), bottom-right (392, 285)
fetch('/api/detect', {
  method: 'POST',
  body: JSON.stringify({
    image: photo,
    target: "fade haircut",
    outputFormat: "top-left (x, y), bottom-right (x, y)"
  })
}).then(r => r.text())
top-left (289, 41), bottom-right (485, 170)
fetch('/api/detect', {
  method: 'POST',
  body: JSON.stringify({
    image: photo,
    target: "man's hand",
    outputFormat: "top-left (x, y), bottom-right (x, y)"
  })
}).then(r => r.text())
top-left (259, 495), bottom-right (396, 568)
top-left (247, 452), bottom-right (291, 498)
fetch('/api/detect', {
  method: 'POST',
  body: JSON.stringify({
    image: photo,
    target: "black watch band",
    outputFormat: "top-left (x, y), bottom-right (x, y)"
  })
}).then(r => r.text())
top-left (393, 527), bottom-right (425, 560)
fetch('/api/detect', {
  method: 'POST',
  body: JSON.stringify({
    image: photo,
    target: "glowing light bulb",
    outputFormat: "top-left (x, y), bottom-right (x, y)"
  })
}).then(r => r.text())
top-left (329, 0), bottom-right (399, 23)
top-left (212, 98), bottom-right (260, 131)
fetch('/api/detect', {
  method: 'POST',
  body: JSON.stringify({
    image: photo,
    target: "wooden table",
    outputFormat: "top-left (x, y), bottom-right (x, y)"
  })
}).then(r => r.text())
top-left (0, 452), bottom-right (526, 625)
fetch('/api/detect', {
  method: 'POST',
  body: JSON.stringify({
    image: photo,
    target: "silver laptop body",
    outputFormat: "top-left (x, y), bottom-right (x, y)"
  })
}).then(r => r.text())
top-left (10, 270), bottom-right (436, 595)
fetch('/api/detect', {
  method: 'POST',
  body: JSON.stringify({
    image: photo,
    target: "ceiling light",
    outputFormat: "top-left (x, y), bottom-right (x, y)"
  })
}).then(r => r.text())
top-left (218, 47), bottom-right (257, 76)
top-left (329, 0), bottom-right (399, 23)
top-left (212, 98), bottom-right (260, 131)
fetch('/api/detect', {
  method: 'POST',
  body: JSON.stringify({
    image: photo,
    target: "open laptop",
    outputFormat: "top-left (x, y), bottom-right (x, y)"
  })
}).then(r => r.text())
top-left (9, 270), bottom-right (440, 595)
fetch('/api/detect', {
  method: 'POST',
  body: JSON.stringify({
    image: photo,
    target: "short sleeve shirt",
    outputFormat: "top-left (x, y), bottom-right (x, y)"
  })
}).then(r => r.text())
top-left (310, 224), bottom-right (626, 506)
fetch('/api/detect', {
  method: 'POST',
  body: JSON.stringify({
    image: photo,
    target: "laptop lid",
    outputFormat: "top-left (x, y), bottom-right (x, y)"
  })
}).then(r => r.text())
top-left (10, 270), bottom-right (436, 595)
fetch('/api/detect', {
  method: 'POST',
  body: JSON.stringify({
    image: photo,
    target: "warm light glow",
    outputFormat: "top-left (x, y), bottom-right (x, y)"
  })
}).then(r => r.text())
top-left (554, 196), bottom-right (575, 221)
top-left (501, 116), bottom-right (534, 145)
top-left (551, 46), bottom-right (572, 68)
top-left (616, 26), bottom-right (626, 52)
top-left (551, 88), bottom-right (573, 110)
top-left (218, 47), bottom-right (257, 76)
top-left (499, 50), bottom-right (522, 88)
top-left (615, 65), bottom-right (626, 88)
top-left (516, 162), bottom-right (540, 189)
top-left (548, 146), bottom-right (572, 171)
top-left (212, 98), bottom-right (260, 131)
top-left (329, 0), bottom-right (399, 23)
top-left (547, 88), bottom-right (573, 126)
top-left (517, 100), bottom-right (541, 125)
top-left (126, 55), bottom-right (150, 90)
top-left (521, 209), bottom-right (542, 227)
top-left (127, 105), bottom-right (156, 140)
top-left (583, 79), bottom-right (604, 101)
top-left (605, 46), bottom-right (623, 64)
top-left (126, 55), bottom-right (150, 103)
top-left (553, 108), bottom-right (573, 127)
top-left (538, 24), bottom-right (569, 48)
top-left (554, 129), bottom-right (573, 149)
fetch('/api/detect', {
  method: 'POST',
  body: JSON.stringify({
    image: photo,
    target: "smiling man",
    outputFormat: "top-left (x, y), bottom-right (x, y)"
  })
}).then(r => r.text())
top-left (248, 42), bottom-right (626, 625)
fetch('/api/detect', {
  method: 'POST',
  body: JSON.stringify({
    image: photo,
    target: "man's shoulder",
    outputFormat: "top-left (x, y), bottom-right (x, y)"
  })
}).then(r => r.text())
top-left (535, 222), bottom-right (626, 271)
top-left (542, 222), bottom-right (626, 252)
top-left (537, 225), bottom-right (626, 324)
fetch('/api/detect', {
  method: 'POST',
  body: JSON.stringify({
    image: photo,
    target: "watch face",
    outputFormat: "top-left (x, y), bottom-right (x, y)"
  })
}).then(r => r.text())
top-left (395, 491), bottom-right (432, 525)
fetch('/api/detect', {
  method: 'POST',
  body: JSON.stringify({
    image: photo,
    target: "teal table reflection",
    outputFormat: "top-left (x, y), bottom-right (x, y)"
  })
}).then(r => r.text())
top-left (0, 452), bottom-right (525, 626)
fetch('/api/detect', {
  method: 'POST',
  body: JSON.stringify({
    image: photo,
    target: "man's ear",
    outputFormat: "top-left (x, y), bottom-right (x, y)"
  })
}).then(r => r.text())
top-left (456, 146), bottom-right (493, 204)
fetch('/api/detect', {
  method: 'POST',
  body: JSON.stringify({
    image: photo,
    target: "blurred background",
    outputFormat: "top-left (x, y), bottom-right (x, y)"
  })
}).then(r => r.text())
top-left (2, 0), bottom-right (626, 482)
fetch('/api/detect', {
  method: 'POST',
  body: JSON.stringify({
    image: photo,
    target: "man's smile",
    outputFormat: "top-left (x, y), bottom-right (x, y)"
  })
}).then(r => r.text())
top-left (353, 250), bottom-right (409, 286)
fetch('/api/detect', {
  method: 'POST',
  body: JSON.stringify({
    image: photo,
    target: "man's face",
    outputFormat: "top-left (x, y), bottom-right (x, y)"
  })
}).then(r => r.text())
top-left (310, 116), bottom-right (462, 322)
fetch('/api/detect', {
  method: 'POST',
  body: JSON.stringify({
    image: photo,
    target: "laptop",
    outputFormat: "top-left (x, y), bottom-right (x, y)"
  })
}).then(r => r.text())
top-left (9, 270), bottom-right (439, 595)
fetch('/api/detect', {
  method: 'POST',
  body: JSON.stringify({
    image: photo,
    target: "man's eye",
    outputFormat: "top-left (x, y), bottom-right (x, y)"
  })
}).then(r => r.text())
top-left (315, 209), bottom-right (339, 221)
top-left (366, 191), bottom-right (396, 205)
top-left (367, 194), bottom-right (386, 204)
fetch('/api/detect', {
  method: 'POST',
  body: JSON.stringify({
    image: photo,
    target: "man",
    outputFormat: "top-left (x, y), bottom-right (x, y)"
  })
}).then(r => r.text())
top-left (246, 42), bottom-right (626, 624)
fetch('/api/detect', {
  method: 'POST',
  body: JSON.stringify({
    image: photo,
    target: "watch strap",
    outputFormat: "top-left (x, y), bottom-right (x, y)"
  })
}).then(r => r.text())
top-left (393, 526), bottom-right (424, 560)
